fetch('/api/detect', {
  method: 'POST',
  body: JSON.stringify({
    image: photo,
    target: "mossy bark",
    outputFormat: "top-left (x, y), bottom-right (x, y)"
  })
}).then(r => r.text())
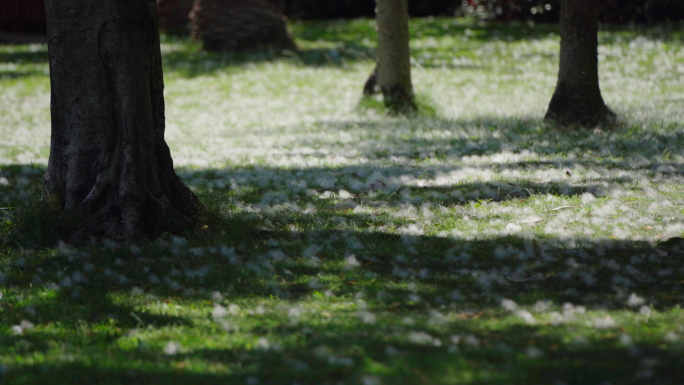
top-left (545, 0), bottom-right (614, 127)
top-left (375, 0), bottom-right (415, 113)
top-left (44, 0), bottom-right (203, 242)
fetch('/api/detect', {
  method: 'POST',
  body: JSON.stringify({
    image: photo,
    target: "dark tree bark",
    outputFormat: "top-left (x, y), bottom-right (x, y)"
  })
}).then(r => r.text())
top-left (545, 0), bottom-right (615, 127)
top-left (157, 0), bottom-right (195, 35)
top-left (189, 0), bottom-right (296, 53)
top-left (375, 0), bottom-right (415, 113)
top-left (44, 0), bottom-right (203, 242)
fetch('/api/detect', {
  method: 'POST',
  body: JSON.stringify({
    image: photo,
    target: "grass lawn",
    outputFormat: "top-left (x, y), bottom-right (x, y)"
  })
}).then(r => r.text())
top-left (1, 17), bottom-right (684, 384)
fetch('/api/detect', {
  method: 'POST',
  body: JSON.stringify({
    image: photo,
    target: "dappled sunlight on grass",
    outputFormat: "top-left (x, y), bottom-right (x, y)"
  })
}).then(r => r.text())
top-left (1, 18), bottom-right (683, 385)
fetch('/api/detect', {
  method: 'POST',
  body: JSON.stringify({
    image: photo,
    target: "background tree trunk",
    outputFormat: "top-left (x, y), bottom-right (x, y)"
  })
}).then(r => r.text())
top-left (545, 0), bottom-right (614, 127)
top-left (190, 0), bottom-right (296, 53)
top-left (44, 0), bottom-right (202, 242)
top-left (157, 0), bottom-right (195, 35)
top-left (363, 65), bottom-right (378, 96)
top-left (376, 0), bottom-right (415, 112)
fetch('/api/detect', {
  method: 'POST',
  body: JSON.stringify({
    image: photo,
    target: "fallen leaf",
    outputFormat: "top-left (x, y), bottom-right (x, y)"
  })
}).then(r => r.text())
top-left (370, 180), bottom-right (387, 190)
top-left (456, 311), bottom-right (483, 319)
top-left (519, 217), bottom-right (543, 224)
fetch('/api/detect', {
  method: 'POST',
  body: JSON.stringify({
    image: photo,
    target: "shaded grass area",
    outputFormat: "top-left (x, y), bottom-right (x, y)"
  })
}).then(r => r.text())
top-left (1, 143), bottom-right (683, 384)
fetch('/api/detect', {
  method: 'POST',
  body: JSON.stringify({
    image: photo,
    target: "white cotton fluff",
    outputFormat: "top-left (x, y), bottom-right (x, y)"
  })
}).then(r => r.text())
top-left (302, 245), bottom-right (321, 259)
top-left (407, 331), bottom-right (439, 346)
top-left (164, 341), bottom-right (179, 355)
top-left (516, 310), bottom-right (537, 325)
top-left (344, 255), bottom-right (361, 270)
top-left (501, 298), bottom-right (518, 311)
top-left (358, 310), bottom-right (376, 324)
top-left (619, 334), bottom-right (633, 346)
top-left (526, 346), bottom-right (544, 359)
top-left (593, 317), bottom-right (618, 329)
top-left (256, 337), bottom-right (270, 350)
top-left (627, 293), bottom-right (645, 307)
top-left (533, 300), bottom-right (552, 313)
top-left (505, 223), bottom-right (522, 234)
top-left (361, 375), bottom-right (381, 385)
top-left (580, 192), bottom-right (596, 204)
top-left (664, 332), bottom-right (679, 343)
top-left (212, 304), bottom-right (228, 320)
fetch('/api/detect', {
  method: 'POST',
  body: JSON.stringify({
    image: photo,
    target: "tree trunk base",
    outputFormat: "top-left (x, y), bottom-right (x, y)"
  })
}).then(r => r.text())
top-left (44, 3), bottom-right (204, 244)
top-left (363, 65), bottom-right (379, 96)
top-left (544, 84), bottom-right (615, 127)
top-left (381, 85), bottom-right (416, 114)
top-left (190, 0), bottom-right (296, 53)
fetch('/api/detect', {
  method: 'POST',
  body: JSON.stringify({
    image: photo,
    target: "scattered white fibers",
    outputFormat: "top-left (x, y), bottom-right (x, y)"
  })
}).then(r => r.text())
top-left (227, 304), bottom-right (240, 315)
top-left (593, 316), bottom-right (618, 329)
top-left (407, 331), bottom-right (441, 346)
top-left (463, 335), bottom-right (480, 347)
top-left (515, 310), bottom-right (537, 325)
top-left (344, 255), bottom-right (361, 270)
top-left (533, 300), bottom-right (552, 313)
top-left (212, 304), bottom-right (228, 320)
top-left (256, 337), bottom-right (270, 350)
top-left (361, 375), bottom-right (381, 385)
top-left (526, 346), bottom-right (544, 359)
top-left (358, 310), bottom-right (377, 324)
top-left (619, 334), bottom-right (634, 346)
top-left (664, 332), bottom-right (679, 343)
top-left (501, 298), bottom-right (518, 311)
top-left (164, 341), bottom-right (179, 355)
top-left (581, 193), bottom-right (596, 205)
top-left (627, 293), bottom-right (645, 307)
top-left (11, 320), bottom-right (34, 335)
top-left (639, 306), bottom-right (652, 318)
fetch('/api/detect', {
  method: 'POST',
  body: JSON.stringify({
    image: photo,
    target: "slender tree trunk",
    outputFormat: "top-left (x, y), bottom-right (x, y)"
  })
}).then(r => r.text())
top-left (157, 0), bottom-right (195, 35)
top-left (44, 0), bottom-right (203, 242)
top-left (545, 0), bottom-right (614, 127)
top-left (190, 0), bottom-right (296, 53)
top-left (376, 0), bottom-right (415, 112)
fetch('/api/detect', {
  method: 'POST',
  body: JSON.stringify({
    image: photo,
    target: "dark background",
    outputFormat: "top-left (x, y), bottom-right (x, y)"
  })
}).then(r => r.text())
top-left (285, 0), bottom-right (684, 23)
top-left (1, 0), bottom-right (683, 33)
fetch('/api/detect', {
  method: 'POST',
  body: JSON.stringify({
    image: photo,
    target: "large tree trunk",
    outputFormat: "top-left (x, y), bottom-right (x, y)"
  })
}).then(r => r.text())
top-left (157, 0), bottom-right (195, 35)
top-left (375, 0), bottom-right (415, 112)
top-left (189, 0), bottom-right (296, 53)
top-left (545, 0), bottom-right (614, 127)
top-left (44, 0), bottom-right (203, 242)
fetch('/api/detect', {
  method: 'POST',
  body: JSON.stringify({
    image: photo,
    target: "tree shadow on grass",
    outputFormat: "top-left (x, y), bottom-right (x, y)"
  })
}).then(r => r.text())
top-left (2, 191), bottom-right (683, 384)
top-left (1, 111), bottom-right (683, 383)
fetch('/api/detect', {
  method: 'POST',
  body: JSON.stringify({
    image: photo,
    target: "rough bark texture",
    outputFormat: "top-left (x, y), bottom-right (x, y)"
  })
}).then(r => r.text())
top-left (157, 0), bottom-right (195, 34)
top-left (189, 0), bottom-right (296, 53)
top-left (44, 0), bottom-right (202, 242)
top-left (376, 0), bottom-right (415, 112)
top-left (545, 0), bottom-right (614, 127)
